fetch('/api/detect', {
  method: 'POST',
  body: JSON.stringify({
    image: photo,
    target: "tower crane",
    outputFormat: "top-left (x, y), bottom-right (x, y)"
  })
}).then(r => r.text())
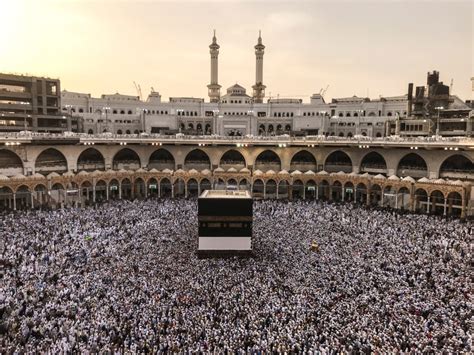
top-left (133, 81), bottom-right (142, 101)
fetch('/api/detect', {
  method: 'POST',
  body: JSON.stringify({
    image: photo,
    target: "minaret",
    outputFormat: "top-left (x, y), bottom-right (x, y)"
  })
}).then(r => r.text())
top-left (207, 30), bottom-right (221, 103)
top-left (252, 30), bottom-right (266, 103)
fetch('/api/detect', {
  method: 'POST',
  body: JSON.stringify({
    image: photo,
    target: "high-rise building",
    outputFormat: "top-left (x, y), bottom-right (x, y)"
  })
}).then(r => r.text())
top-left (0, 73), bottom-right (76, 133)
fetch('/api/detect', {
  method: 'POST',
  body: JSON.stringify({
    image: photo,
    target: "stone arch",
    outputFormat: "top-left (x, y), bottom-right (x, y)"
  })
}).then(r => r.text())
top-left (430, 190), bottom-right (445, 215)
top-left (343, 181), bottom-right (354, 202)
top-left (305, 179), bottom-right (316, 199)
top-left (239, 178), bottom-right (249, 190)
top-left (265, 179), bottom-right (277, 198)
top-left (0, 149), bottom-right (24, 176)
top-left (324, 150), bottom-right (352, 173)
top-left (200, 178), bottom-right (212, 193)
top-left (174, 178), bottom-right (185, 197)
top-left (447, 191), bottom-right (463, 216)
top-left (112, 148), bottom-right (141, 170)
top-left (148, 148), bottom-right (175, 170)
top-left (148, 178), bottom-right (159, 197)
top-left (160, 178), bottom-right (172, 198)
top-left (292, 179), bottom-right (304, 199)
top-left (187, 178), bottom-right (199, 197)
top-left (95, 180), bottom-right (107, 201)
top-left (290, 150), bottom-right (317, 172)
top-left (255, 150), bottom-right (281, 172)
top-left (355, 182), bottom-right (367, 204)
top-left (278, 180), bottom-right (289, 199)
top-left (35, 148), bottom-right (68, 175)
top-left (414, 188), bottom-right (428, 212)
top-left (219, 149), bottom-right (246, 170)
top-left (121, 178), bottom-right (132, 199)
top-left (134, 177), bottom-right (146, 198)
top-left (77, 148), bottom-right (105, 171)
top-left (396, 153), bottom-right (428, 178)
top-left (0, 186), bottom-right (13, 209)
top-left (360, 151), bottom-right (387, 175)
top-left (184, 149), bottom-right (211, 170)
top-left (252, 179), bottom-right (264, 197)
top-left (439, 154), bottom-right (474, 180)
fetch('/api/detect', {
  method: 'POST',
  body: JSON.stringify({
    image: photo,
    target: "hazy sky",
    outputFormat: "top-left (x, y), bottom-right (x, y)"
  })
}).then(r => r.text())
top-left (1, 0), bottom-right (473, 101)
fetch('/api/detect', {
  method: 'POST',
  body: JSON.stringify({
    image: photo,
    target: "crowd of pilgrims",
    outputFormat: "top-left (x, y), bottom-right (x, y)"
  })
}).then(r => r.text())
top-left (0, 197), bottom-right (472, 353)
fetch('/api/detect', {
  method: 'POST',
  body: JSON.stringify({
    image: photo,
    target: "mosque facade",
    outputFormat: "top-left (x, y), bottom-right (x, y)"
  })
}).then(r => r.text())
top-left (60, 32), bottom-right (472, 138)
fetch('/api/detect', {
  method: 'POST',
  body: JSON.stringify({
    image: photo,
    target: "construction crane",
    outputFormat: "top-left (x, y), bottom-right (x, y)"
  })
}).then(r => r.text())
top-left (320, 85), bottom-right (329, 99)
top-left (133, 81), bottom-right (142, 101)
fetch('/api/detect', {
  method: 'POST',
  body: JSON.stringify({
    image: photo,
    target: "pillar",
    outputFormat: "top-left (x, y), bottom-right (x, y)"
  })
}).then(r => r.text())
top-left (276, 183), bottom-right (279, 199)
top-left (461, 194), bottom-right (466, 219)
top-left (380, 192), bottom-right (384, 207)
top-left (302, 184), bottom-right (306, 200)
top-left (316, 185), bottom-right (319, 200)
top-left (30, 193), bottom-right (34, 209)
top-left (263, 182), bottom-right (266, 199)
top-left (13, 193), bottom-right (16, 210)
top-left (185, 182), bottom-right (188, 198)
top-left (106, 184), bottom-right (109, 200)
top-left (119, 182), bottom-right (122, 200)
top-left (443, 198), bottom-right (447, 216)
top-left (93, 185), bottom-right (96, 203)
top-left (171, 184), bottom-right (175, 198)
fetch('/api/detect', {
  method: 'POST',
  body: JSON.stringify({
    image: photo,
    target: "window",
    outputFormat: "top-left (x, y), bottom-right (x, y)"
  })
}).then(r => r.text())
top-left (120, 110), bottom-right (125, 114)
top-left (128, 110), bottom-right (132, 114)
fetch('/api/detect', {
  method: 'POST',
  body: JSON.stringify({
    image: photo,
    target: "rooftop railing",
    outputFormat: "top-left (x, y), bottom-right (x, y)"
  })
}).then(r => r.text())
top-left (0, 131), bottom-right (472, 145)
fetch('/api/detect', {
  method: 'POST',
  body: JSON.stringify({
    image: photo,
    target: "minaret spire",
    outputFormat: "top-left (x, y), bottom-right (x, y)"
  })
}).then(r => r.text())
top-left (252, 30), bottom-right (266, 103)
top-left (207, 30), bottom-right (221, 103)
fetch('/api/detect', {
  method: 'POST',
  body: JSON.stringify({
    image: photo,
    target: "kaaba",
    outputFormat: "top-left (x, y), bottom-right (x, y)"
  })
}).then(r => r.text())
top-left (197, 190), bottom-right (253, 257)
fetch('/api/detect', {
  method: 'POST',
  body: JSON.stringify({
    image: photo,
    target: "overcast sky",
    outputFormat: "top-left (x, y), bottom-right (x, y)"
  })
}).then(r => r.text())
top-left (1, 0), bottom-right (472, 101)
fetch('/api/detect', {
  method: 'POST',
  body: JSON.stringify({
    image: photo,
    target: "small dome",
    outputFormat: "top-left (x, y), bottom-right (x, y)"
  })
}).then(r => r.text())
top-left (373, 174), bottom-right (386, 180)
top-left (433, 178), bottom-right (446, 184)
top-left (316, 170), bottom-right (329, 175)
top-left (387, 175), bottom-right (400, 181)
top-left (77, 170), bottom-right (89, 176)
top-left (0, 174), bottom-right (10, 181)
top-left (265, 170), bottom-right (276, 175)
top-left (214, 167), bottom-right (225, 172)
top-left (188, 169), bottom-right (199, 174)
top-left (240, 167), bottom-right (251, 173)
top-left (450, 180), bottom-right (464, 186)
top-left (149, 168), bottom-right (160, 173)
top-left (162, 168), bottom-right (173, 174)
top-left (278, 170), bottom-right (289, 175)
top-left (32, 173), bottom-right (45, 179)
top-left (360, 172), bottom-right (371, 178)
top-left (201, 169), bottom-right (211, 175)
top-left (290, 170), bottom-right (302, 176)
top-left (136, 168), bottom-right (147, 173)
top-left (304, 170), bottom-right (315, 175)
top-left (402, 176), bottom-right (415, 183)
top-left (417, 177), bottom-right (430, 183)
top-left (253, 169), bottom-right (263, 176)
top-left (227, 167), bottom-right (237, 172)
top-left (63, 171), bottom-right (75, 178)
top-left (348, 172), bottom-right (359, 177)
top-left (47, 172), bottom-right (60, 178)
top-left (91, 170), bottom-right (103, 176)
top-left (105, 169), bottom-right (116, 175)
top-left (175, 168), bottom-right (185, 174)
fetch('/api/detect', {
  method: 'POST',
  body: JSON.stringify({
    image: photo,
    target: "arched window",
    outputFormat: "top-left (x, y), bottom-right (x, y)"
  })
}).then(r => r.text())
top-left (128, 110), bottom-right (132, 114)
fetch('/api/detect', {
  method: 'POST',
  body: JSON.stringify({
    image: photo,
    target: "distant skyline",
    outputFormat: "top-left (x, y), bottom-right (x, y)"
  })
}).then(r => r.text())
top-left (1, 0), bottom-right (473, 101)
